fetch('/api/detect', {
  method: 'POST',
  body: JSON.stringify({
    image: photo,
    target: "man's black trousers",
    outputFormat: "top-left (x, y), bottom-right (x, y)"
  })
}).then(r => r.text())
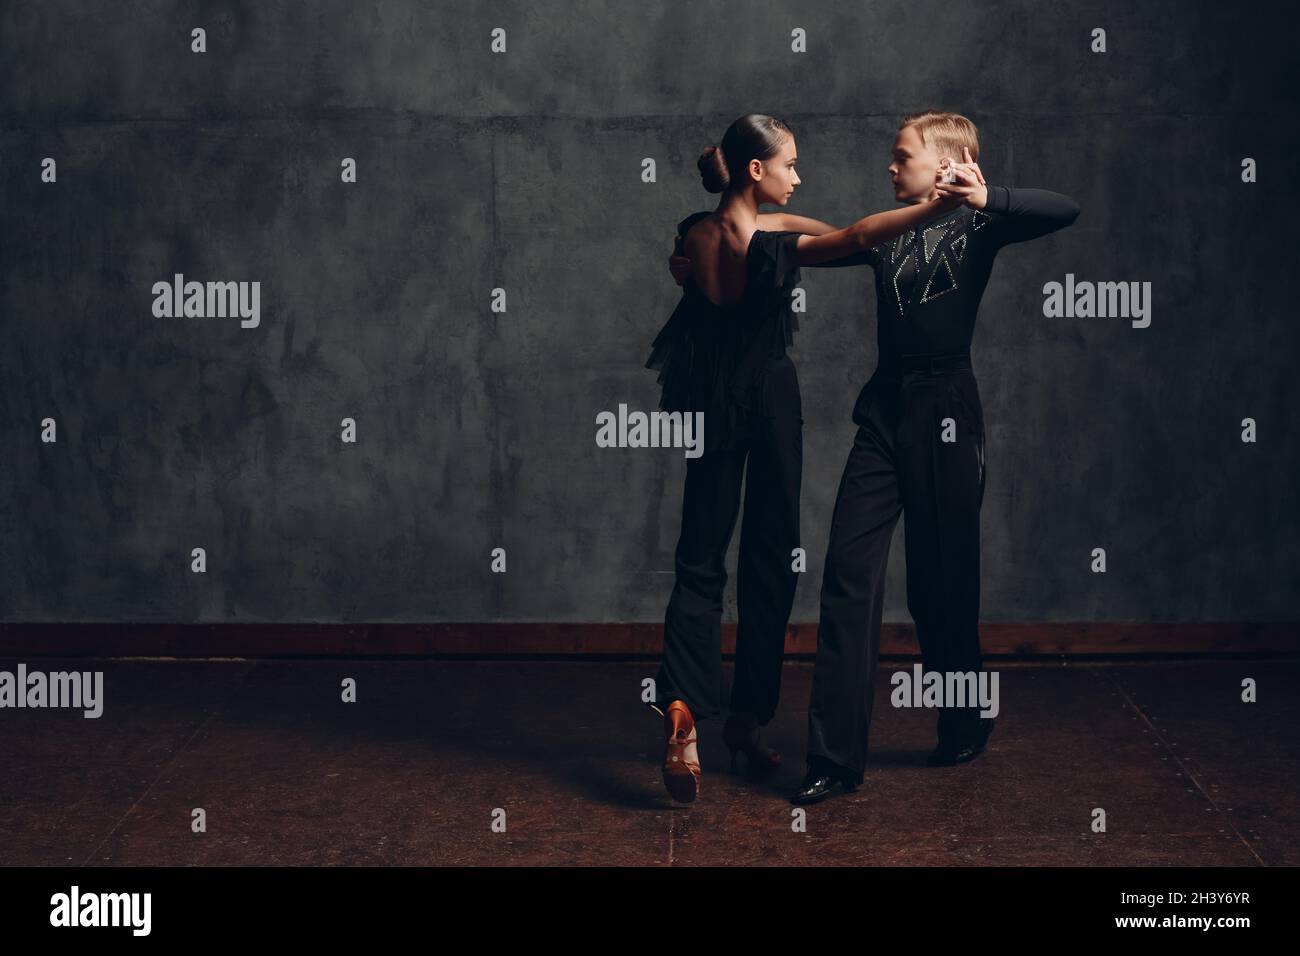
top-left (806, 353), bottom-right (988, 782)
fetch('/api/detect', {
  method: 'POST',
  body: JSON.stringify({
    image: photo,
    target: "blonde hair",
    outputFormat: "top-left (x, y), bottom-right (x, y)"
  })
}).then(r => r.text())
top-left (899, 110), bottom-right (980, 162)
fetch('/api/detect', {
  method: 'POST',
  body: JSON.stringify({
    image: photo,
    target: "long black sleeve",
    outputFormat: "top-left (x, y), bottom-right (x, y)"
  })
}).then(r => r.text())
top-left (982, 185), bottom-right (1080, 247)
top-left (807, 189), bottom-right (1080, 362)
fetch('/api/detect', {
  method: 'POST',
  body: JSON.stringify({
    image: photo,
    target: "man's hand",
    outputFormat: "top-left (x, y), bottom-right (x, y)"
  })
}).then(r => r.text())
top-left (959, 146), bottom-right (986, 186)
top-left (668, 236), bottom-right (692, 286)
top-left (935, 147), bottom-right (989, 209)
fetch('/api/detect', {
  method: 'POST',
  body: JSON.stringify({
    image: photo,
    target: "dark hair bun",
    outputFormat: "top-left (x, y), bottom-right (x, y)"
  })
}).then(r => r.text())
top-left (698, 145), bottom-right (729, 193)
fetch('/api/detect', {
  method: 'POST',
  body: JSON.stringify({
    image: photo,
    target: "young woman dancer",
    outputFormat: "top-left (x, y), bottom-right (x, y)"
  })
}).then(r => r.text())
top-left (647, 113), bottom-right (962, 803)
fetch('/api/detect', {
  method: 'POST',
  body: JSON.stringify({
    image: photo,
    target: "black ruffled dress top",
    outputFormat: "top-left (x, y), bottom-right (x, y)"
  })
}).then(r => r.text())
top-left (645, 210), bottom-right (804, 453)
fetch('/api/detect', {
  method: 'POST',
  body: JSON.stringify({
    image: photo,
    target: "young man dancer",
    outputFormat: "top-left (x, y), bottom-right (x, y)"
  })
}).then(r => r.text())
top-left (668, 111), bottom-right (1080, 804)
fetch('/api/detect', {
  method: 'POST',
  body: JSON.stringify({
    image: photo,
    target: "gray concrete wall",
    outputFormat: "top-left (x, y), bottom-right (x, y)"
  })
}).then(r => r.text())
top-left (2, 1), bottom-right (1295, 624)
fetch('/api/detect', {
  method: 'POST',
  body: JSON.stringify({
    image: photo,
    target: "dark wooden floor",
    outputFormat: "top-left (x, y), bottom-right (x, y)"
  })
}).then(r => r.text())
top-left (2, 657), bottom-right (1295, 866)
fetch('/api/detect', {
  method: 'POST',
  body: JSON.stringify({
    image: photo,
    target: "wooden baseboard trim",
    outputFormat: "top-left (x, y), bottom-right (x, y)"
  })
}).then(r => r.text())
top-left (0, 621), bottom-right (1296, 658)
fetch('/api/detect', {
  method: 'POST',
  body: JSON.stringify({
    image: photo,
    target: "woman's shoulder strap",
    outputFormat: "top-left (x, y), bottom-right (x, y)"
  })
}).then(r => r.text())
top-left (748, 229), bottom-right (803, 289)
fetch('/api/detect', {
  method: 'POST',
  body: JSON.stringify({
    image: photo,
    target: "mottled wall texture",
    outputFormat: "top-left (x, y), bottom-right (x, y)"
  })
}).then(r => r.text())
top-left (2, 2), bottom-right (1295, 625)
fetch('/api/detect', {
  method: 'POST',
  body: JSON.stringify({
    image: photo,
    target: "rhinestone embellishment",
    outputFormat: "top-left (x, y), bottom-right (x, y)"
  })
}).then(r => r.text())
top-left (892, 231), bottom-right (915, 264)
top-left (892, 248), bottom-right (916, 314)
top-left (923, 222), bottom-right (951, 263)
top-left (920, 252), bottom-right (958, 303)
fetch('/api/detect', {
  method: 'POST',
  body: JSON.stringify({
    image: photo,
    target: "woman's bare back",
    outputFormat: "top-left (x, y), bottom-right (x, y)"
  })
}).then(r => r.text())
top-left (682, 215), bottom-right (758, 309)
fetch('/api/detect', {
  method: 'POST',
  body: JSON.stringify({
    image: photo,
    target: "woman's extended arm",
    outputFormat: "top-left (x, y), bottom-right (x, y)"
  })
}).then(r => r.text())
top-left (755, 213), bottom-right (838, 235)
top-left (788, 195), bottom-right (962, 267)
top-left (668, 214), bottom-right (837, 284)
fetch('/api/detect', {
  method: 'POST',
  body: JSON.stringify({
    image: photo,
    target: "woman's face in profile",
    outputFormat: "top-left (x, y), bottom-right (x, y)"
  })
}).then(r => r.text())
top-left (751, 135), bottom-right (801, 206)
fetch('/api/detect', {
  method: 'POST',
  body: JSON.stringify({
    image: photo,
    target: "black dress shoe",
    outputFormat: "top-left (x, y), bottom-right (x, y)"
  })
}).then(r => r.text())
top-left (790, 764), bottom-right (858, 805)
top-left (927, 717), bottom-right (995, 766)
